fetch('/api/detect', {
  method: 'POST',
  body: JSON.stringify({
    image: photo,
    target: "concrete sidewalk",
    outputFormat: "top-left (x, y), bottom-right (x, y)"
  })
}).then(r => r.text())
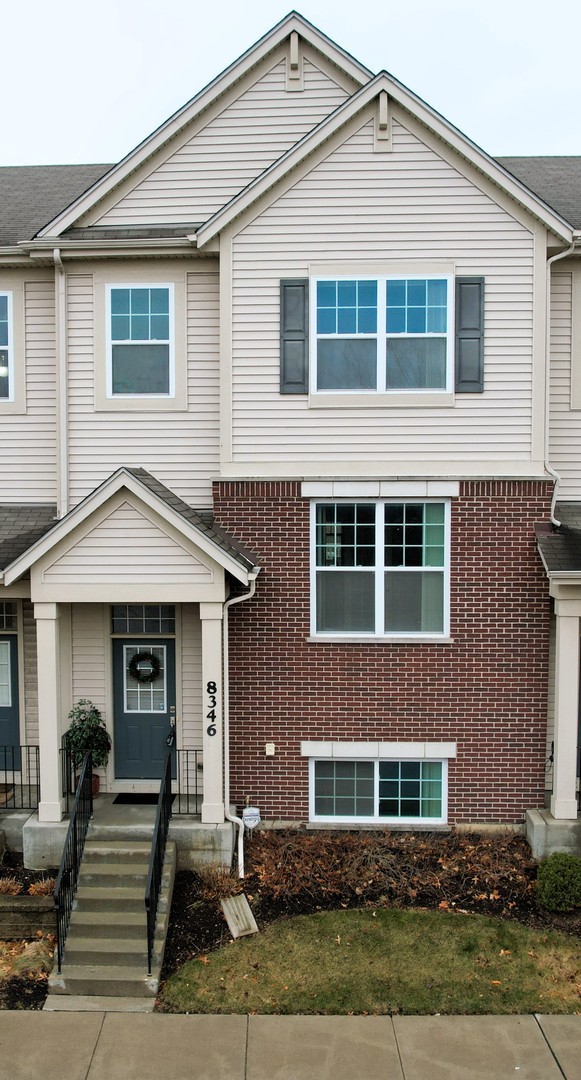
top-left (0, 1012), bottom-right (579, 1080)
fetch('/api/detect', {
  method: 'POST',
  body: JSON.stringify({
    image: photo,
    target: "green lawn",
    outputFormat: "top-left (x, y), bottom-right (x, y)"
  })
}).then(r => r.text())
top-left (160, 908), bottom-right (581, 1015)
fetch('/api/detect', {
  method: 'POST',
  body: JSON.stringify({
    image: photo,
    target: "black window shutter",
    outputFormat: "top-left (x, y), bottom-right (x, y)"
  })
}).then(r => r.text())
top-left (280, 279), bottom-right (309, 394)
top-left (455, 277), bottom-right (484, 393)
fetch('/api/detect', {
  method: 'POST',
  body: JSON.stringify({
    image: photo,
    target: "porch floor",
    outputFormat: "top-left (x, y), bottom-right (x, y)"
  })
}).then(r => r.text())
top-left (21, 796), bottom-right (234, 870)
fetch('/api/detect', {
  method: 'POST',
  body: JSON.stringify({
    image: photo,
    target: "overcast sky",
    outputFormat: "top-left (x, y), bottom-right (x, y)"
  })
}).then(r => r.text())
top-left (2, 0), bottom-right (580, 166)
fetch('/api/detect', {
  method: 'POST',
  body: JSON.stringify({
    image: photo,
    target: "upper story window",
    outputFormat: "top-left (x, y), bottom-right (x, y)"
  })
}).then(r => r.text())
top-left (107, 285), bottom-right (174, 397)
top-left (312, 500), bottom-right (449, 638)
top-left (313, 275), bottom-right (452, 393)
top-left (0, 293), bottom-right (13, 401)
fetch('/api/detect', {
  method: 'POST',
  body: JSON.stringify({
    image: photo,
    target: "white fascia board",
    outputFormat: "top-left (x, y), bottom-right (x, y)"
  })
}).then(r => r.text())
top-left (3, 468), bottom-right (251, 586)
top-left (35, 14), bottom-right (371, 240)
top-left (22, 238), bottom-right (195, 259)
top-left (196, 71), bottom-right (573, 248)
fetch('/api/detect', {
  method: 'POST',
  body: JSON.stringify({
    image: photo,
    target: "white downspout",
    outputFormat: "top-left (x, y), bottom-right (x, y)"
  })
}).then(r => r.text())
top-left (545, 240), bottom-right (577, 526)
top-left (223, 569), bottom-right (259, 878)
top-left (53, 249), bottom-right (68, 518)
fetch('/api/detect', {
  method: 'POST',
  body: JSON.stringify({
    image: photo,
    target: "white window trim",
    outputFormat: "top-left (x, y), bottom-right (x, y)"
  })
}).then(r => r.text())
top-left (94, 267), bottom-right (188, 413)
top-left (310, 273), bottom-right (454, 397)
top-left (310, 498), bottom-right (451, 640)
top-left (0, 291), bottom-right (14, 404)
top-left (0, 278), bottom-right (25, 415)
top-left (105, 283), bottom-right (175, 400)
top-left (308, 754), bottom-right (449, 825)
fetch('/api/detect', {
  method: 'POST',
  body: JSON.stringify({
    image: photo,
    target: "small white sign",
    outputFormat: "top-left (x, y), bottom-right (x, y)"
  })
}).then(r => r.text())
top-left (242, 806), bottom-right (261, 830)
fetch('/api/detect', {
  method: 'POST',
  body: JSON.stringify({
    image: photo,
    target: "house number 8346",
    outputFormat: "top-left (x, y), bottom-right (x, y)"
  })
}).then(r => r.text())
top-left (206, 681), bottom-right (218, 736)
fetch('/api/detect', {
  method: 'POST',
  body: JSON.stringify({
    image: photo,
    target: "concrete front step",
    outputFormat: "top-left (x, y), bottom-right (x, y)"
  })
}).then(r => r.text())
top-left (62, 935), bottom-right (163, 966)
top-left (44, 994), bottom-right (155, 1012)
top-left (49, 963), bottom-right (159, 997)
top-left (69, 910), bottom-right (147, 938)
top-left (79, 862), bottom-right (150, 886)
top-left (82, 840), bottom-right (153, 863)
top-left (74, 885), bottom-right (146, 913)
top-left (48, 839), bottom-right (177, 999)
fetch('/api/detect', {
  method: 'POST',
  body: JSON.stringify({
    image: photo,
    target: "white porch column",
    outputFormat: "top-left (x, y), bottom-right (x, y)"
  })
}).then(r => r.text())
top-left (35, 602), bottom-right (66, 822)
top-left (551, 599), bottom-right (580, 819)
top-left (200, 602), bottom-right (224, 823)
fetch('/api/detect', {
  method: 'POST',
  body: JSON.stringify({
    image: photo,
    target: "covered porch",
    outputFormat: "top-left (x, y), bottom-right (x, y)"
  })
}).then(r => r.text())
top-left (0, 468), bottom-right (259, 864)
top-left (531, 508), bottom-right (581, 856)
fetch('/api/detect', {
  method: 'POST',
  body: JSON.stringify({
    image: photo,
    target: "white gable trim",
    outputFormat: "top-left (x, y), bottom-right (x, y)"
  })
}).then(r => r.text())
top-left (3, 468), bottom-right (254, 586)
top-left (35, 14), bottom-right (371, 240)
top-left (196, 72), bottom-right (573, 247)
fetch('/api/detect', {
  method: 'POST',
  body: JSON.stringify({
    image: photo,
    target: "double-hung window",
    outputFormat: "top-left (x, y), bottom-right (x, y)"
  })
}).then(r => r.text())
top-left (0, 293), bottom-right (13, 400)
top-left (107, 284), bottom-right (173, 397)
top-left (313, 275), bottom-right (453, 393)
top-left (313, 500), bottom-right (449, 637)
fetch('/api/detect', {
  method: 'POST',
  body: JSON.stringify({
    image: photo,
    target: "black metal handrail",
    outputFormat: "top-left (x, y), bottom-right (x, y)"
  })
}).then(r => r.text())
top-left (54, 751), bottom-right (93, 973)
top-left (0, 745), bottom-right (40, 810)
top-left (145, 749), bottom-right (173, 975)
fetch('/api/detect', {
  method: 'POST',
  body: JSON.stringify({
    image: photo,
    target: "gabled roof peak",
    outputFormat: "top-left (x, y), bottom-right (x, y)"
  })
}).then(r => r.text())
top-left (34, 12), bottom-right (372, 240)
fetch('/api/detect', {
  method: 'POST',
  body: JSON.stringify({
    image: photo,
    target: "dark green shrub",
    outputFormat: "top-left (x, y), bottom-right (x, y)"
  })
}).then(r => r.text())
top-left (536, 852), bottom-right (581, 912)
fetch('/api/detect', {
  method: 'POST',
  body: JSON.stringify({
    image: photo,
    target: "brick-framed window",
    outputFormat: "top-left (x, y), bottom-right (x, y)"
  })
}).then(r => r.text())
top-left (311, 499), bottom-right (450, 638)
top-left (309, 757), bottom-right (447, 824)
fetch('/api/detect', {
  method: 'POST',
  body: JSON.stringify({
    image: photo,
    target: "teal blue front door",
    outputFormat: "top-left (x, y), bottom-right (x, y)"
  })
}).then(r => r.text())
top-left (113, 640), bottom-right (176, 779)
top-left (0, 635), bottom-right (20, 770)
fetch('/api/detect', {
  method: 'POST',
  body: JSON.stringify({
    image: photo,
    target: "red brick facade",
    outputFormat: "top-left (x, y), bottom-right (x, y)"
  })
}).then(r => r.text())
top-left (214, 480), bottom-right (553, 824)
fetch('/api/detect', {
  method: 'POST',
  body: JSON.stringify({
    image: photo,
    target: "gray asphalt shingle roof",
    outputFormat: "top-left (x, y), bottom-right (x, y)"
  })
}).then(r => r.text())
top-left (1, 153), bottom-right (581, 247)
top-left (497, 157), bottom-right (581, 229)
top-left (536, 504), bottom-right (581, 574)
top-left (0, 164), bottom-right (111, 245)
top-left (0, 506), bottom-right (57, 569)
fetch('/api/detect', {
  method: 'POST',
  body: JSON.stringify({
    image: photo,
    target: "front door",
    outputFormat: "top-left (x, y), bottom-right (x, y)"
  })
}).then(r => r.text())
top-left (113, 640), bottom-right (176, 779)
top-left (0, 636), bottom-right (20, 770)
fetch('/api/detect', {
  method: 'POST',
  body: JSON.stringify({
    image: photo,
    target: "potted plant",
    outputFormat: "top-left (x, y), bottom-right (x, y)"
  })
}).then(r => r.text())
top-left (64, 699), bottom-right (111, 796)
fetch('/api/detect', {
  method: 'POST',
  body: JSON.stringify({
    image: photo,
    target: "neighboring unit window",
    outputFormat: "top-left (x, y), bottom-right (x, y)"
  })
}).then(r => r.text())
top-left (314, 501), bottom-right (448, 636)
top-left (0, 293), bottom-right (12, 400)
top-left (0, 602), bottom-right (17, 631)
top-left (313, 276), bottom-right (452, 392)
top-left (111, 604), bottom-right (175, 635)
top-left (107, 285), bottom-right (173, 396)
top-left (312, 759), bottom-right (444, 822)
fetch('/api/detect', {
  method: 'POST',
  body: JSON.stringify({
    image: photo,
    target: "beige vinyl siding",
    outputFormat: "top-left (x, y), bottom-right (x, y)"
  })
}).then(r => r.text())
top-left (548, 271), bottom-right (581, 498)
top-left (22, 599), bottom-right (38, 746)
top-left (71, 603), bottom-right (109, 789)
top-left (95, 59), bottom-right (350, 226)
top-left (0, 277), bottom-right (56, 502)
top-left (43, 503), bottom-right (214, 586)
top-left (72, 604), bottom-right (107, 712)
top-left (230, 116), bottom-right (536, 465)
top-left (67, 266), bottom-right (219, 508)
top-left (181, 603), bottom-right (202, 753)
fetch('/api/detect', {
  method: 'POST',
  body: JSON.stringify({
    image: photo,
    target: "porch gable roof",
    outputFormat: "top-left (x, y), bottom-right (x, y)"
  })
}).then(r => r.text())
top-left (1, 469), bottom-right (259, 587)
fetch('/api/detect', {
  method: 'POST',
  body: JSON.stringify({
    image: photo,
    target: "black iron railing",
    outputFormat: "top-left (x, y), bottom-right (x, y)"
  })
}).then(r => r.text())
top-left (173, 748), bottom-right (202, 814)
top-left (54, 751), bottom-right (93, 973)
top-left (145, 749), bottom-right (173, 975)
top-left (0, 745), bottom-right (40, 810)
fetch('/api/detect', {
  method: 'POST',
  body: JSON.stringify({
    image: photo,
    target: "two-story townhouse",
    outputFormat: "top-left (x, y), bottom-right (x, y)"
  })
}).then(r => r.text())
top-left (0, 12), bottom-right (580, 867)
